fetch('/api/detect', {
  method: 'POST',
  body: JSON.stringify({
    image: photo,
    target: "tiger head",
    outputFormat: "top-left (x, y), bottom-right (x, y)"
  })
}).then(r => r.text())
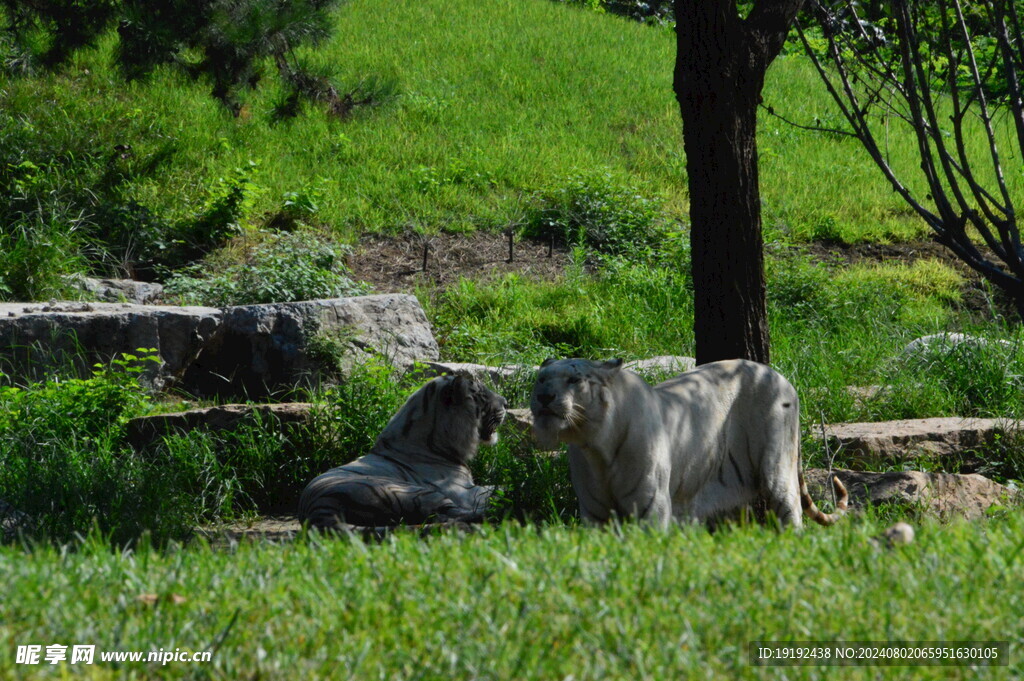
top-left (530, 358), bottom-right (623, 450)
top-left (380, 373), bottom-right (507, 464)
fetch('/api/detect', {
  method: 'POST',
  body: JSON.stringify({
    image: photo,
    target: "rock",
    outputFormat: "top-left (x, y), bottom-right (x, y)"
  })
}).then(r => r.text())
top-left (804, 468), bottom-right (1015, 519)
top-left (815, 417), bottom-right (1019, 463)
top-left (625, 356), bottom-right (696, 377)
top-left (414, 361), bottom-right (526, 388)
top-left (878, 522), bottom-right (915, 546)
top-left (71, 276), bottom-right (164, 305)
top-left (0, 301), bottom-right (220, 391)
top-left (0, 294), bottom-right (438, 399)
top-left (182, 294), bottom-right (438, 398)
top-left (902, 332), bottom-right (1013, 360)
top-left (127, 403), bottom-right (316, 451)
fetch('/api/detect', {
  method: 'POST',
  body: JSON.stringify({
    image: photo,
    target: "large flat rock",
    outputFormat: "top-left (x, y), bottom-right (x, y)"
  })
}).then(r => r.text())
top-left (0, 301), bottom-right (220, 391)
top-left (182, 295), bottom-right (438, 398)
top-left (804, 468), bottom-right (1015, 519)
top-left (127, 403), bottom-right (316, 451)
top-left (0, 295), bottom-right (438, 399)
top-left (816, 417), bottom-right (1020, 462)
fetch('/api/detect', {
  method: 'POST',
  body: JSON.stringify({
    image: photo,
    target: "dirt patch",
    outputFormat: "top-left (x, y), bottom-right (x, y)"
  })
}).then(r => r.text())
top-left (348, 231), bottom-right (1016, 320)
top-left (194, 515), bottom-right (301, 547)
top-left (801, 238), bottom-right (977, 270)
top-left (347, 231), bottom-right (574, 294)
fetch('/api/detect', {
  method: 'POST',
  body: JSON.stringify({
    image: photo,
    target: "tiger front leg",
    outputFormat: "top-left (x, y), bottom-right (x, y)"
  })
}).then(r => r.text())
top-left (617, 467), bottom-right (672, 529)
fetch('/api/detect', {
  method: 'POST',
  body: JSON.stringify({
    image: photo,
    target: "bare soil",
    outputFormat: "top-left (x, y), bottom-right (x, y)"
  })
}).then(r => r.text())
top-left (348, 231), bottom-right (1014, 319)
top-left (348, 232), bottom-right (575, 294)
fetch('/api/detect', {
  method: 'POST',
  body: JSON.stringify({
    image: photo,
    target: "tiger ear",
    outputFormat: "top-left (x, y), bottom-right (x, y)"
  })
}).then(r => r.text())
top-left (541, 357), bottom-right (558, 368)
top-left (440, 375), bottom-right (471, 407)
top-left (601, 358), bottom-right (624, 372)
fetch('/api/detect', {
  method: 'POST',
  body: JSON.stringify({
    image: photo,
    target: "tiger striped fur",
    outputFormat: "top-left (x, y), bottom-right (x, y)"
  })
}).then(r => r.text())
top-left (531, 358), bottom-right (848, 529)
top-left (299, 374), bottom-right (507, 530)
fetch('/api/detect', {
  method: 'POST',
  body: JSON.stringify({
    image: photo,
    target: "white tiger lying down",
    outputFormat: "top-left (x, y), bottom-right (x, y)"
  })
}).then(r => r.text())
top-left (299, 374), bottom-right (507, 530)
top-left (530, 358), bottom-right (848, 529)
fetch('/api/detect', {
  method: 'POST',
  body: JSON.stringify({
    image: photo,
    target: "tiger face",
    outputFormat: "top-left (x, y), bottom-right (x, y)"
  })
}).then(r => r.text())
top-left (432, 373), bottom-right (507, 453)
top-left (530, 358), bottom-right (623, 450)
top-left (457, 374), bottom-right (507, 447)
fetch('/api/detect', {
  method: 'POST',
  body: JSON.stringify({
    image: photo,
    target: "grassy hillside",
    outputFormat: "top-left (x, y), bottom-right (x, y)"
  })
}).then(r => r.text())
top-left (3, 3), bottom-right (1024, 671)
top-left (6, 0), bottom-right (993, 266)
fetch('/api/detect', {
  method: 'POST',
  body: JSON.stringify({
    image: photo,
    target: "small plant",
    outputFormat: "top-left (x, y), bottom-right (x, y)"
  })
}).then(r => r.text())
top-left (521, 171), bottom-right (668, 261)
top-left (164, 226), bottom-right (370, 306)
top-left (306, 326), bottom-right (363, 377)
top-left (181, 161), bottom-right (262, 256)
top-left (0, 218), bottom-right (87, 302)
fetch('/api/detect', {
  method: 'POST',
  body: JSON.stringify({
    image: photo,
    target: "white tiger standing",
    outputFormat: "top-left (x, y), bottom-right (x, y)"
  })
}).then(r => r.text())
top-left (530, 358), bottom-right (848, 529)
top-left (299, 374), bottom-right (506, 530)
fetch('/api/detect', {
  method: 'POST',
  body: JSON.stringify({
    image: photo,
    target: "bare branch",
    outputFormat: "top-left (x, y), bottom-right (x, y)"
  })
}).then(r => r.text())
top-left (801, 0), bottom-right (1024, 315)
top-left (758, 103), bottom-right (858, 138)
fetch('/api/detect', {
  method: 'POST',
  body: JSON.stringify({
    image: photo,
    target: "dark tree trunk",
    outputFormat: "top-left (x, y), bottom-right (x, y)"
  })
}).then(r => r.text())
top-left (673, 0), bottom-right (803, 366)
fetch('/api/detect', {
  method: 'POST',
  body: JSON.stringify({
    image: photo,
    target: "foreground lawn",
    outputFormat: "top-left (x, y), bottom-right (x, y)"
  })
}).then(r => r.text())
top-left (2, 514), bottom-right (1022, 680)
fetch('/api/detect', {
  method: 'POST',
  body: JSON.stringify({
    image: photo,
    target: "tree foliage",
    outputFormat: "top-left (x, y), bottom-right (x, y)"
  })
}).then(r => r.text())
top-left (2, 0), bottom-right (346, 115)
top-left (798, 0), bottom-right (1024, 318)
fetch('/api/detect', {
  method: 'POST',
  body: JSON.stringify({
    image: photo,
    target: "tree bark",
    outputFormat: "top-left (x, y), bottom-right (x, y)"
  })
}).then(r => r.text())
top-left (674, 0), bottom-right (803, 365)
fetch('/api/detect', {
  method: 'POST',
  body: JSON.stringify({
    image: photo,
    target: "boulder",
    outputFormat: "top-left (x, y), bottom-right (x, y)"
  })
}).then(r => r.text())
top-left (0, 294), bottom-right (438, 399)
top-left (127, 403), bottom-right (316, 451)
top-left (815, 417), bottom-right (1019, 462)
top-left (71, 276), bottom-right (164, 305)
top-left (804, 468), bottom-right (1016, 519)
top-left (902, 332), bottom-right (1013, 360)
top-left (0, 301), bottom-right (219, 391)
top-left (181, 295), bottom-right (438, 398)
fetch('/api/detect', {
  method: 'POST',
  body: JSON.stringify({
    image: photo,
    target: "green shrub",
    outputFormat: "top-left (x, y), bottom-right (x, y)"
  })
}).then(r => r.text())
top-left (173, 161), bottom-right (262, 264)
top-left (521, 171), bottom-right (669, 261)
top-left (164, 226), bottom-right (370, 306)
top-left (0, 351), bottom-right (207, 544)
top-left (308, 360), bottom-right (413, 465)
top-left (475, 444), bottom-right (576, 524)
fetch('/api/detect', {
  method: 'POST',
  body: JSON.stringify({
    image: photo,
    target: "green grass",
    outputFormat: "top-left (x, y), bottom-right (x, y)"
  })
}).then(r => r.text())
top-left (1, 515), bottom-right (1023, 680)
top-left (8, 0), bottom-right (1022, 292)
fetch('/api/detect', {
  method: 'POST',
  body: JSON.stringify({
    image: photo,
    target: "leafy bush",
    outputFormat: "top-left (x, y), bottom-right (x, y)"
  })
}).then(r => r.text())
top-left (164, 226), bottom-right (370, 306)
top-left (521, 171), bottom-right (669, 261)
top-left (0, 351), bottom-right (207, 544)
